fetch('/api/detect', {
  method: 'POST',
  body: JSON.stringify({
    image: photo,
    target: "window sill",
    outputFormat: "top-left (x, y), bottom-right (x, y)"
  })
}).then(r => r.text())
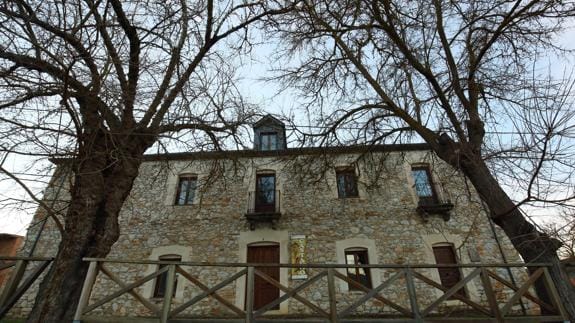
top-left (336, 196), bottom-right (362, 200)
top-left (150, 296), bottom-right (179, 302)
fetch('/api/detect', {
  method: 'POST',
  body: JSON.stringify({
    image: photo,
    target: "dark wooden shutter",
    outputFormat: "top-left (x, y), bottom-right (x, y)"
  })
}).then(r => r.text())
top-left (432, 245), bottom-right (466, 297)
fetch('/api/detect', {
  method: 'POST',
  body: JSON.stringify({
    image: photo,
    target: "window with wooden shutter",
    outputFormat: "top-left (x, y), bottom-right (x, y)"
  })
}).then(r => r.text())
top-left (432, 244), bottom-right (466, 298)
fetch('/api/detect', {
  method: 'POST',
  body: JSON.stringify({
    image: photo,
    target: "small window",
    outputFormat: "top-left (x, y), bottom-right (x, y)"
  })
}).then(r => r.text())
top-left (153, 254), bottom-right (181, 298)
top-left (411, 165), bottom-right (438, 205)
top-left (336, 168), bottom-right (358, 198)
top-left (345, 247), bottom-right (372, 290)
top-left (260, 132), bottom-right (278, 151)
top-left (175, 176), bottom-right (197, 205)
top-left (432, 244), bottom-right (466, 298)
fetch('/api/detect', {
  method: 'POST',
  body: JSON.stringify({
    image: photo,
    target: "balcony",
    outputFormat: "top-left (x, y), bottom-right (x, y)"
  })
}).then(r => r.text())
top-left (414, 184), bottom-right (454, 222)
top-left (245, 190), bottom-right (281, 230)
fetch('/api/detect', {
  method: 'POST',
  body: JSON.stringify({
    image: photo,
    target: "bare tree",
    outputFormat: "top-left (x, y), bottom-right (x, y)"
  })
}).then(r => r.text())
top-left (541, 211), bottom-right (575, 260)
top-left (0, 0), bottom-right (293, 322)
top-left (268, 0), bottom-right (575, 318)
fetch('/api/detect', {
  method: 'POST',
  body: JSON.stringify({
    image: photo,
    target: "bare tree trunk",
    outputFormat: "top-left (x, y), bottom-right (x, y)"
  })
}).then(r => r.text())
top-left (437, 143), bottom-right (575, 319)
top-left (27, 112), bottom-right (154, 322)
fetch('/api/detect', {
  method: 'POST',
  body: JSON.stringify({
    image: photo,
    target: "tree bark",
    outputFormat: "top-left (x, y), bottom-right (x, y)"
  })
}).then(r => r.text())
top-left (436, 141), bottom-right (575, 319)
top-left (27, 111), bottom-right (154, 322)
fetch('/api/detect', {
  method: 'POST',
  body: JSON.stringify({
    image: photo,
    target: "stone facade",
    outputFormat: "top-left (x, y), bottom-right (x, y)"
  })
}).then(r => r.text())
top-left (9, 133), bottom-right (532, 319)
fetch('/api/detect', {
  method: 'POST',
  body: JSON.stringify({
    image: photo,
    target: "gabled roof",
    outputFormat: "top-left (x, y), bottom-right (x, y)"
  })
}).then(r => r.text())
top-left (253, 114), bottom-right (285, 129)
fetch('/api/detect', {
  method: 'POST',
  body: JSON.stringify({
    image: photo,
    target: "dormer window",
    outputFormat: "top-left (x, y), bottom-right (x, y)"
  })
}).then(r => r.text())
top-left (260, 132), bottom-right (278, 151)
top-left (253, 115), bottom-right (287, 151)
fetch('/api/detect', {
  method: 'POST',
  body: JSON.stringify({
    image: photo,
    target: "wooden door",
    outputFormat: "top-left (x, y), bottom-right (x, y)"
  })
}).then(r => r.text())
top-left (432, 245), bottom-right (466, 297)
top-left (247, 244), bottom-right (280, 310)
top-left (255, 174), bottom-right (276, 213)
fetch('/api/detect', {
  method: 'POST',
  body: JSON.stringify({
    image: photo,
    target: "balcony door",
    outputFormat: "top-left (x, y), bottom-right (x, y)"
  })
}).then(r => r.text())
top-left (255, 174), bottom-right (275, 213)
top-left (411, 166), bottom-right (438, 205)
top-left (247, 243), bottom-right (280, 310)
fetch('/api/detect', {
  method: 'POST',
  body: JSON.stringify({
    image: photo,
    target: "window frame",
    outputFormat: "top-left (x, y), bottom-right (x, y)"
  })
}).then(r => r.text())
top-left (174, 175), bottom-right (197, 205)
top-left (411, 165), bottom-right (439, 204)
top-left (431, 243), bottom-right (466, 298)
top-left (336, 168), bottom-right (359, 198)
top-left (153, 254), bottom-right (182, 299)
top-left (344, 247), bottom-right (372, 290)
top-left (259, 132), bottom-right (279, 151)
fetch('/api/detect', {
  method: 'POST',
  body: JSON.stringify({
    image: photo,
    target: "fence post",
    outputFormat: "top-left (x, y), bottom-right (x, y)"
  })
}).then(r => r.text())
top-left (405, 268), bottom-right (423, 323)
top-left (480, 267), bottom-right (503, 322)
top-left (327, 268), bottom-right (338, 323)
top-left (541, 266), bottom-right (568, 319)
top-left (73, 260), bottom-right (99, 323)
top-left (0, 260), bottom-right (27, 308)
top-left (160, 264), bottom-right (177, 323)
top-left (245, 266), bottom-right (255, 323)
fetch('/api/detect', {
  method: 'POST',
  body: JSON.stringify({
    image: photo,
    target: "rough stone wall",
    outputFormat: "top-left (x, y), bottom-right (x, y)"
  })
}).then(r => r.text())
top-left (9, 148), bottom-right (531, 318)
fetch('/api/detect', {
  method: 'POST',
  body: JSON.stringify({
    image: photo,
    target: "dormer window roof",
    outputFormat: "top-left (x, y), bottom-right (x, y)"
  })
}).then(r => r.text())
top-left (253, 115), bottom-right (287, 151)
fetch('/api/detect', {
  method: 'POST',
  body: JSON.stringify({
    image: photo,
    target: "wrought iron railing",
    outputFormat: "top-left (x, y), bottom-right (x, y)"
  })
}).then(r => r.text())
top-left (246, 190), bottom-right (281, 214)
top-left (413, 183), bottom-right (452, 206)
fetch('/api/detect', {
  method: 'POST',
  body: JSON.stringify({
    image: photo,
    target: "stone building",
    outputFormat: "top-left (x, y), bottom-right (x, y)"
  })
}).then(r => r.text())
top-left (8, 115), bottom-right (550, 321)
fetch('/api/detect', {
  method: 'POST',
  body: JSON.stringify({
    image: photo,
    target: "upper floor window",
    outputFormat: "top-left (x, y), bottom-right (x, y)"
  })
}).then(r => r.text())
top-left (432, 243), bottom-right (466, 298)
top-left (411, 165), bottom-right (438, 205)
top-left (336, 168), bottom-right (358, 198)
top-left (175, 176), bottom-right (197, 205)
top-left (255, 173), bottom-right (276, 213)
top-left (345, 247), bottom-right (372, 290)
top-left (260, 132), bottom-right (278, 151)
top-left (153, 254), bottom-right (181, 298)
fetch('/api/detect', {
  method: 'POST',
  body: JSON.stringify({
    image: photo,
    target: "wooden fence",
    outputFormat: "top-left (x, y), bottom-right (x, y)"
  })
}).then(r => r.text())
top-left (68, 258), bottom-right (567, 323)
top-left (0, 256), bottom-right (53, 319)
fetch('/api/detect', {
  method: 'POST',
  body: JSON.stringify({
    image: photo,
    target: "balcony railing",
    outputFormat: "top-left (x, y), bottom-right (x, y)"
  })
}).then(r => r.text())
top-left (245, 190), bottom-right (281, 230)
top-left (413, 183), bottom-right (454, 221)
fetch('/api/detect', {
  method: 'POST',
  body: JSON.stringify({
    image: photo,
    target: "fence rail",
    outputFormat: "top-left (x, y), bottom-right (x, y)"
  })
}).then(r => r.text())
top-left (68, 258), bottom-right (567, 323)
top-left (0, 257), bottom-right (567, 322)
top-left (0, 256), bottom-right (53, 319)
